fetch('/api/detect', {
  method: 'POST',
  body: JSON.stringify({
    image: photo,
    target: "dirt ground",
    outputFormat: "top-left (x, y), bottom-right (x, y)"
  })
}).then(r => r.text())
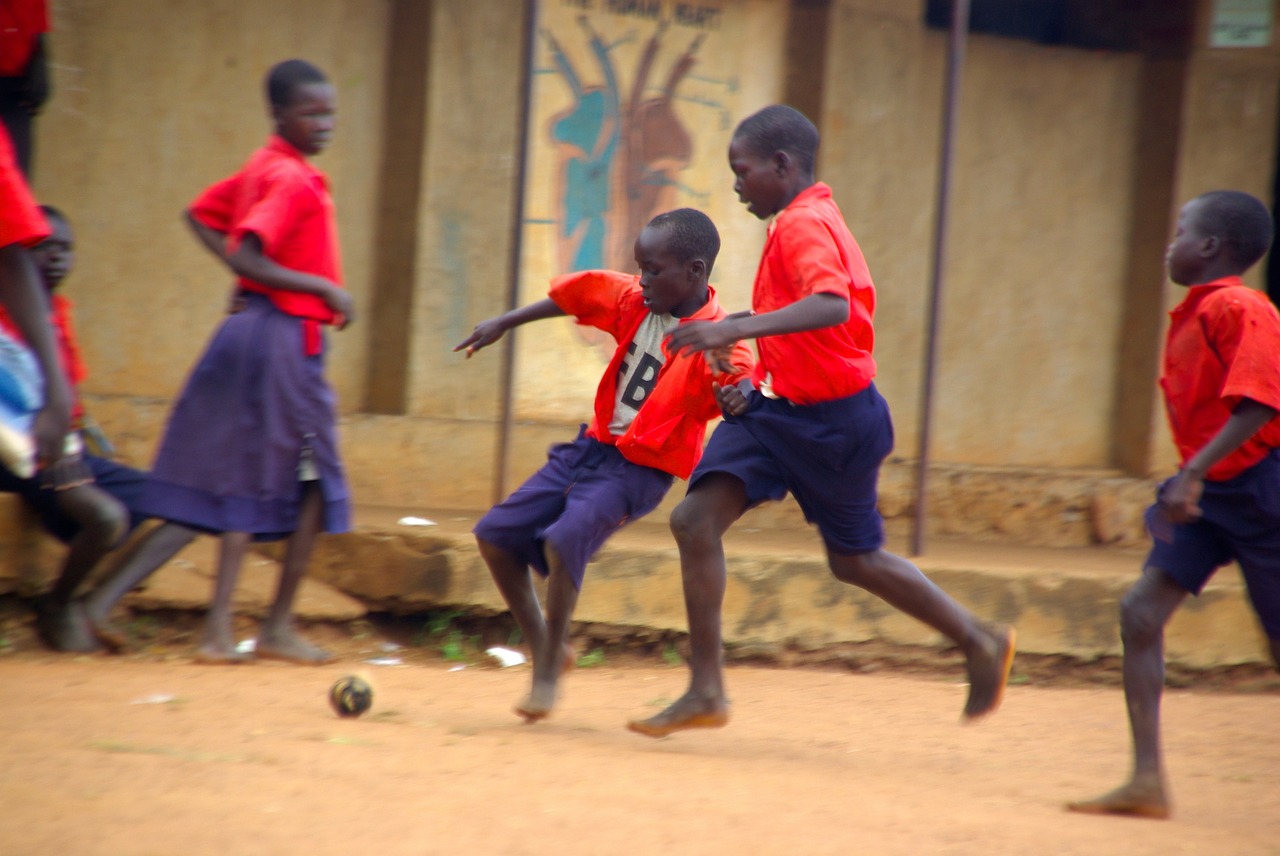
top-left (1, 608), bottom-right (1278, 856)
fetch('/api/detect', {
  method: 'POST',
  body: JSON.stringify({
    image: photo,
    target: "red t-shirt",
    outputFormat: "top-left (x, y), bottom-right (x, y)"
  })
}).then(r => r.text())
top-left (750, 182), bottom-right (876, 405)
top-left (0, 122), bottom-right (47, 247)
top-left (0, 0), bottom-right (48, 77)
top-left (1160, 276), bottom-right (1280, 481)
top-left (188, 135), bottom-right (342, 324)
top-left (549, 270), bottom-right (754, 478)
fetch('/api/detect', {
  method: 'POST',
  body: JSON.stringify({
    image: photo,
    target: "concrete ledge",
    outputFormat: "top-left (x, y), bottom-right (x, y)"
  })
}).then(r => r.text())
top-left (296, 512), bottom-right (1271, 671)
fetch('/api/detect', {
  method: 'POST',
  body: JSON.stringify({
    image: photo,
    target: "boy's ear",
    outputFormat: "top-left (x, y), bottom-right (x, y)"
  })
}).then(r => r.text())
top-left (772, 150), bottom-right (791, 175)
top-left (687, 257), bottom-right (707, 280)
top-left (1199, 234), bottom-right (1221, 258)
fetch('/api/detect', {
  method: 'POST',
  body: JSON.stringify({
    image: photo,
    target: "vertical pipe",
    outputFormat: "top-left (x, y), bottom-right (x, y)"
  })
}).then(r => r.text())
top-left (494, 0), bottom-right (538, 505)
top-left (911, 0), bottom-right (970, 556)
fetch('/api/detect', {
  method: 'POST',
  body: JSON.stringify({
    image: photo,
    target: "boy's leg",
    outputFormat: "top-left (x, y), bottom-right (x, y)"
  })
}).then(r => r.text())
top-left (478, 536), bottom-right (548, 665)
top-left (628, 472), bottom-right (747, 737)
top-left (1067, 564), bottom-right (1185, 819)
top-left (515, 542), bottom-right (580, 721)
top-left (825, 548), bottom-right (1016, 720)
top-left (195, 530), bottom-right (252, 663)
top-left (35, 484), bottom-right (128, 652)
top-left (81, 521), bottom-right (199, 650)
top-left (257, 483), bottom-right (334, 664)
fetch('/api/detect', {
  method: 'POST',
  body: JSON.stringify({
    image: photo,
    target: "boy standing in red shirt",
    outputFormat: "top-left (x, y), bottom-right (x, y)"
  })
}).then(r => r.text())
top-left (1070, 191), bottom-right (1280, 820)
top-left (456, 208), bottom-right (753, 722)
top-left (81, 59), bottom-right (353, 664)
top-left (629, 105), bottom-right (1015, 738)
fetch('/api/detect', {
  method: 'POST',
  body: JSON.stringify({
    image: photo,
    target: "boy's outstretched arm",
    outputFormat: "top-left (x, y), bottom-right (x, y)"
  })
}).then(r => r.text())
top-left (454, 298), bottom-right (567, 358)
top-left (668, 292), bottom-right (848, 355)
top-left (1161, 397), bottom-right (1278, 524)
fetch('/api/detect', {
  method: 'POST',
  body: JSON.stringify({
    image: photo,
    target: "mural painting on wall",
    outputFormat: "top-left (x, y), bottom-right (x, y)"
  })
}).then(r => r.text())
top-left (526, 0), bottom-right (736, 358)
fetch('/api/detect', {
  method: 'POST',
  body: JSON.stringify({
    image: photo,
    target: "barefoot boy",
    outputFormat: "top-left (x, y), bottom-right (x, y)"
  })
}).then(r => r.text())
top-left (1068, 190), bottom-right (1280, 820)
top-left (628, 105), bottom-right (1015, 738)
top-left (455, 208), bottom-right (753, 721)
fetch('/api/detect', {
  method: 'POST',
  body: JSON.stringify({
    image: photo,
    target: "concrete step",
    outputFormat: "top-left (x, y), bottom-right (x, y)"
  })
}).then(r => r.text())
top-left (2, 502), bottom-right (1269, 670)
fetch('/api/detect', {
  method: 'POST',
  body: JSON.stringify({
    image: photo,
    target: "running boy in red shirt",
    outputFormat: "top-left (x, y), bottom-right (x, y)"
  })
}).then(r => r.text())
top-left (629, 105), bottom-right (1015, 737)
top-left (80, 59), bottom-right (353, 664)
top-left (1069, 191), bottom-right (1280, 820)
top-left (455, 208), bottom-right (753, 721)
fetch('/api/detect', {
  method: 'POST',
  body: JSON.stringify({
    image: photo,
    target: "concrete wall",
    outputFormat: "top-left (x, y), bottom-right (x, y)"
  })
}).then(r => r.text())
top-left (19, 0), bottom-right (1280, 518)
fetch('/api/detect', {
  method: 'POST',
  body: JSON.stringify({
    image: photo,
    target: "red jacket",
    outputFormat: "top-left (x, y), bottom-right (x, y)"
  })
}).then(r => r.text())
top-left (550, 271), bottom-right (754, 479)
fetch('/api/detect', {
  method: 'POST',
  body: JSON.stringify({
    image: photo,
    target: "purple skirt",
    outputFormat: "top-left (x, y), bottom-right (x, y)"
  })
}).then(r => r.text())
top-left (137, 293), bottom-right (350, 540)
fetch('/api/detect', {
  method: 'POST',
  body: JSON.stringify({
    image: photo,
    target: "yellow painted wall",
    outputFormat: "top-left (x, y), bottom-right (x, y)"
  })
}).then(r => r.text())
top-left (18, 0), bottom-right (1280, 515)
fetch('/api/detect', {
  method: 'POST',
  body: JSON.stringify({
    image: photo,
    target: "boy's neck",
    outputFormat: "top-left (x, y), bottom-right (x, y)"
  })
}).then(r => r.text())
top-left (778, 176), bottom-right (817, 212)
top-left (1183, 264), bottom-right (1249, 287)
top-left (671, 283), bottom-right (711, 319)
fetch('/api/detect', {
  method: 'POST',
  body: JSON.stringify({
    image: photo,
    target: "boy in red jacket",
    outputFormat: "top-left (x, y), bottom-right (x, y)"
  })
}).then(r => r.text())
top-left (456, 207), bottom-right (753, 721)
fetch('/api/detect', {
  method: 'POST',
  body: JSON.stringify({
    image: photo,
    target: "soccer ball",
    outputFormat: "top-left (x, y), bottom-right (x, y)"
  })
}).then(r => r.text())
top-left (329, 675), bottom-right (373, 718)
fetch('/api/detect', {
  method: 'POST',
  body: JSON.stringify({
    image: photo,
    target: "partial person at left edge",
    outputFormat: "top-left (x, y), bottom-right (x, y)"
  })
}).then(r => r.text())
top-left (0, 0), bottom-right (51, 177)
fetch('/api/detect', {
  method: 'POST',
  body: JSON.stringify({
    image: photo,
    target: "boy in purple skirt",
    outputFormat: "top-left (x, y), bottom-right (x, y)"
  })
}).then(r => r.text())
top-left (81, 59), bottom-right (353, 664)
top-left (456, 208), bottom-right (753, 721)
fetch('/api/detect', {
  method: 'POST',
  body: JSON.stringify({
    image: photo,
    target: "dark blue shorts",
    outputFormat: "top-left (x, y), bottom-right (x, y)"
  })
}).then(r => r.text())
top-left (473, 428), bottom-right (674, 590)
top-left (0, 452), bottom-right (149, 544)
top-left (690, 383), bottom-right (894, 555)
top-left (1145, 449), bottom-right (1280, 638)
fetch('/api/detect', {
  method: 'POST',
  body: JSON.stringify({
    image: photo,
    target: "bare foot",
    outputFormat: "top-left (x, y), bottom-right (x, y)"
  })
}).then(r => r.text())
top-left (626, 693), bottom-right (729, 738)
top-left (83, 606), bottom-right (129, 654)
top-left (962, 625), bottom-right (1016, 720)
top-left (1066, 777), bottom-right (1171, 820)
top-left (514, 680), bottom-right (557, 722)
top-left (256, 631), bottom-right (335, 665)
top-left (513, 643), bottom-right (577, 722)
top-left (34, 599), bottom-right (102, 653)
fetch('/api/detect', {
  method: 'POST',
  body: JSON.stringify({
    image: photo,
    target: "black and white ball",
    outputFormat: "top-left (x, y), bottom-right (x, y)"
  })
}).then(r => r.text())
top-left (329, 675), bottom-right (373, 718)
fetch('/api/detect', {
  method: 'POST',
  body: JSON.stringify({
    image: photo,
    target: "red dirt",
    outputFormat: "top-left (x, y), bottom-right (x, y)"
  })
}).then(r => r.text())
top-left (2, 611), bottom-right (1277, 856)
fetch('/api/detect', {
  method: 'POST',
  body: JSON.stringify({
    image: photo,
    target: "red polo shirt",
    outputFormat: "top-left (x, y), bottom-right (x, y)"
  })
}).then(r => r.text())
top-left (189, 135), bottom-right (342, 325)
top-left (1160, 276), bottom-right (1280, 481)
top-left (751, 182), bottom-right (876, 405)
top-left (0, 122), bottom-right (46, 247)
top-left (550, 270), bottom-right (754, 479)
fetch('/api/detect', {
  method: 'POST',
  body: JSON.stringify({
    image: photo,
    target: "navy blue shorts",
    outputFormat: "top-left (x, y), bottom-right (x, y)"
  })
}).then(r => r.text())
top-left (473, 428), bottom-right (674, 590)
top-left (690, 383), bottom-right (894, 555)
top-left (0, 452), bottom-right (149, 544)
top-left (1145, 449), bottom-right (1280, 638)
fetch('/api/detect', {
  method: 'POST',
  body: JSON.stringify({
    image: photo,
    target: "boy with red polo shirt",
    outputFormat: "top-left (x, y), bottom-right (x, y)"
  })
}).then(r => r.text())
top-left (455, 208), bottom-right (753, 721)
top-left (79, 59), bottom-right (353, 665)
top-left (629, 104), bottom-right (1015, 738)
top-left (1069, 190), bottom-right (1280, 821)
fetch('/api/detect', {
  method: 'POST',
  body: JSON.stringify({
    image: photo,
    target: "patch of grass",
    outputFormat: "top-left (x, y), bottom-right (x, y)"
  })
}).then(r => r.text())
top-left (576, 647), bottom-right (606, 668)
top-left (661, 645), bottom-right (683, 666)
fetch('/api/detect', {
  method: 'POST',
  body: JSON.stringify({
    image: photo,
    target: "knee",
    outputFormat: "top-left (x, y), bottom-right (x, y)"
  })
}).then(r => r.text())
top-left (828, 552), bottom-right (876, 586)
top-left (1118, 589), bottom-right (1163, 647)
top-left (669, 498), bottom-right (716, 548)
top-left (81, 501), bottom-right (128, 549)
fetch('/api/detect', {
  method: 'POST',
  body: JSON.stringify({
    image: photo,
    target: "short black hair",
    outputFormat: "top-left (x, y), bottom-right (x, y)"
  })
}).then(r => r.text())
top-left (38, 204), bottom-right (67, 227)
top-left (645, 208), bottom-right (720, 275)
top-left (732, 105), bottom-right (819, 175)
top-left (1195, 190), bottom-right (1274, 269)
top-left (266, 59), bottom-right (329, 109)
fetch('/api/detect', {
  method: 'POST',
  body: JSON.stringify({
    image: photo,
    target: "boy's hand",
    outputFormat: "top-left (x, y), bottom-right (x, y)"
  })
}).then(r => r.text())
top-left (323, 285), bottom-right (355, 329)
top-left (668, 318), bottom-right (739, 357)
top-left (32, 398), bottom-right (71, 469)
top-left (454, 317), bottom-right (506, 358)
top-left (714, 382), bottom-right (750, 418)
top-left (1158, 471), bottom-right (1204, 525)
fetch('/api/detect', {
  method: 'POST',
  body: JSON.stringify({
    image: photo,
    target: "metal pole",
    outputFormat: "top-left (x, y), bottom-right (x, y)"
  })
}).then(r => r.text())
top-left (911, 0), bottom-right (970, 556)
top-left (494, 0), bottom-right (538, 505)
